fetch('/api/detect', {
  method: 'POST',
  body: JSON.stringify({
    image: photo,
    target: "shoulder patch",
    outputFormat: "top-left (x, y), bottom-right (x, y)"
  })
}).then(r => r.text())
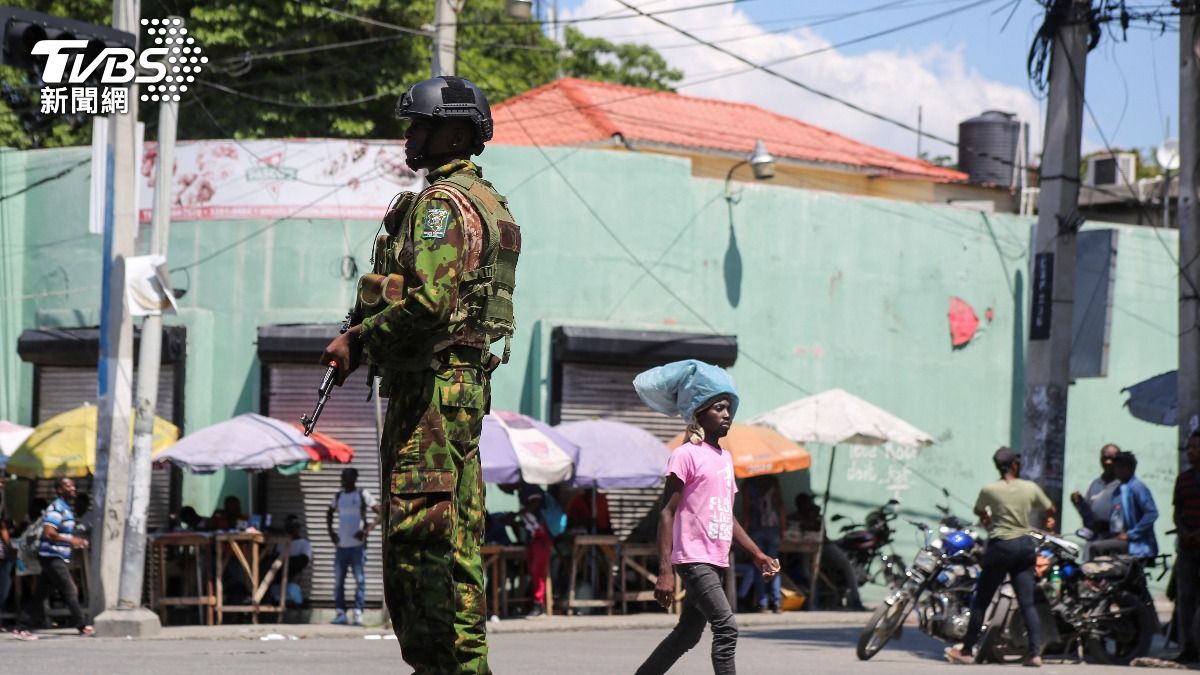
top-left (421, 208), bottom-right (451, 239)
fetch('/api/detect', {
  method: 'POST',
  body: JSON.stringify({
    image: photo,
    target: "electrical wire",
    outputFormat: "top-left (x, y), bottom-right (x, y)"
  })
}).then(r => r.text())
top-left (196, 80), bottom-right (401, 109)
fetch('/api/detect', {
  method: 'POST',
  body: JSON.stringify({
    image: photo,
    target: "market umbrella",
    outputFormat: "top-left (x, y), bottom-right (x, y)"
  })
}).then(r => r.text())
top-left (0, 421), bottom-right (34, 471)
top-left (481, 411), bottom-right (580, 485)
top-left (289, 423), bottom-right (356, 464)
top-left (667, 424), bottom-right (811, 479)
top-left (8, 404), bottom-right (178, 479)
top-left (750, 388), bottom-right (933, 607)
top-left (556, 419), bottom-right (670, 489)
top-left (157, 413), bottom-right (315, 474)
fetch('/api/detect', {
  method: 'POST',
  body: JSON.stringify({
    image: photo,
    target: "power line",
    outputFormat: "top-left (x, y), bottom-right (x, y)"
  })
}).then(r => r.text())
top-left (196, 79), bottom-right (401, 109)
top-left (451, 0), bottom-right (757, 27)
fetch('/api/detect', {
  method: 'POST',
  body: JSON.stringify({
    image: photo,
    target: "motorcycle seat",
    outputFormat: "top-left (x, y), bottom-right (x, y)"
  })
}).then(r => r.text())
top-left (1081, 556), bottom-right (1132, 579)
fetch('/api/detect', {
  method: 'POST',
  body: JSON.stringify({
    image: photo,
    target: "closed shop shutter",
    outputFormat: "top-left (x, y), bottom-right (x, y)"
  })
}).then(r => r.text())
top-left (557, 362), bottom-right (682, 541)
top-left (264, 364), bottom-right (384, 608)
top-left (35, 365), bottom-right (177, 532)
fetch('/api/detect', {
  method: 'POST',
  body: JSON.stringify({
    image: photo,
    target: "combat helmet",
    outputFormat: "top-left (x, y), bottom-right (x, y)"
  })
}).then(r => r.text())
top-left (396, 76), bottom-right (492, 154)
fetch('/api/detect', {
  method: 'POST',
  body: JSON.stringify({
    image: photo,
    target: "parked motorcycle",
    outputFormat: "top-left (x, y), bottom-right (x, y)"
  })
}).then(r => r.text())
top-left (976, 531), bottom-right (1159, 665)
top-left (819, 499), bottom-right (906, 608)
top-left (856, 515), bottom-right (983, 660)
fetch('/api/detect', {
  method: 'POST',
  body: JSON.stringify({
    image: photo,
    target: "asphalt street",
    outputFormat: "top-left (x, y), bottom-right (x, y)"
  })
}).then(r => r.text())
top-left (1, 624), bottom-right (1169, 674)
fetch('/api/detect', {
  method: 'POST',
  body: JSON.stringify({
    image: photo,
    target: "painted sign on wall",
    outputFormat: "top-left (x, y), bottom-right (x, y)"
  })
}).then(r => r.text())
top-left (136, 138), bottom-right (424, 222)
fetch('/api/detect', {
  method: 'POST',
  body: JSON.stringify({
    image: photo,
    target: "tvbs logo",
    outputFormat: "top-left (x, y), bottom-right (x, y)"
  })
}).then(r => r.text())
top-left (33, 18), bottom-right (205, 103)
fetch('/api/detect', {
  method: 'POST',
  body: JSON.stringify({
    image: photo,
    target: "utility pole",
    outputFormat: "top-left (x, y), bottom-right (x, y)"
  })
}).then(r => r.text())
top-left (97, 18), bottom-right (182, 638)
top-left (432, 0), bottom-right (457, 77)
top-left (1021, 0), bottom-right (1091, 519)
top-left (91, 0), bottom-right (140, 617)
top-left (1179, 0), bottom-right (1200, 472)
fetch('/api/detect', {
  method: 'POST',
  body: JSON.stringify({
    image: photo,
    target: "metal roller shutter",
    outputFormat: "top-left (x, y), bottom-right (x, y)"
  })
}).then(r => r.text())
top-left (557, 363), bottom-right (682, 541)
top-left (35, 365), bottom-right (177, 532)
top-left (264, 364), bottom-right (384, 608)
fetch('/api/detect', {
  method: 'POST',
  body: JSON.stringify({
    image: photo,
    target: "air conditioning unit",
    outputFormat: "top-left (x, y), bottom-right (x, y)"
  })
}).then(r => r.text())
top-left (1086, 152), bottom-right (1136, 187)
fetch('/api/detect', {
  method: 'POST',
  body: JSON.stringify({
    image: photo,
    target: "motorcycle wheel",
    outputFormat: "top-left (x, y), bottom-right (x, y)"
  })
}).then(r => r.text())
top-left (977, 596), bottom-right (1025, 664)
top-left (856, 592), bottom-right (912, 661)
top-left (1082, 590), bottom-right (1156, 665)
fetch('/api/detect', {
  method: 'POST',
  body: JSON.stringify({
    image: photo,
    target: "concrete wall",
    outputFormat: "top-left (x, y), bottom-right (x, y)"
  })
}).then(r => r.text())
top-left (0, 143), bottom-right (1181, 590)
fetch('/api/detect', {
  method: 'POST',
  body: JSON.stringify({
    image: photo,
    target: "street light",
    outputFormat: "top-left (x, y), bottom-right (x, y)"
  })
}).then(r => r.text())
top-left (724, 139), bottom-right (776, 203)
top-left (507, 0), bottom-right (534, 19)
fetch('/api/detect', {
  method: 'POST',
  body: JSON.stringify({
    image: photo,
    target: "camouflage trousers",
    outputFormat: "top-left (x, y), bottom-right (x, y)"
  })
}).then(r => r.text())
top-left (380, 357), bottom-right (490, 674)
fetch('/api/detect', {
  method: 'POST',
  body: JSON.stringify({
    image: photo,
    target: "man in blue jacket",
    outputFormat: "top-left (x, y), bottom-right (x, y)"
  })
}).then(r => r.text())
top-left (1092, 451), bottom-right (1158, 560)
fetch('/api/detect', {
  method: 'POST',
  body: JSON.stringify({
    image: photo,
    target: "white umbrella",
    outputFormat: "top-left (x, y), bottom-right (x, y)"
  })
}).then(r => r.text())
top-left (750, 388), bottom-right (934, 609)
top-left (0, 421), bottom-right (34, 471)
top-left (157, 413), bottom-right (316, 473)
top-left (750, 388), bottom-right (934, 449)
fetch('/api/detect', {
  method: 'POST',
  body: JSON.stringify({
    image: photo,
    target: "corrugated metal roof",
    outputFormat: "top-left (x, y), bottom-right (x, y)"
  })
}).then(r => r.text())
top-left (491, 78), bottom-right (968, 183)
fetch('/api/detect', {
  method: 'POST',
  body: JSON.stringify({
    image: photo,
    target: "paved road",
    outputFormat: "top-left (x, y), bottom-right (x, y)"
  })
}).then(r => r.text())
top-left (2, 625), bottom-right (1163, 674)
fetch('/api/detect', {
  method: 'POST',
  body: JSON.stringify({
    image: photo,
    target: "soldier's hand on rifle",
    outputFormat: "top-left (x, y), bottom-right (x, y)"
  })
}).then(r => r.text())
top-left (321, 325), bottom-right (363, 385)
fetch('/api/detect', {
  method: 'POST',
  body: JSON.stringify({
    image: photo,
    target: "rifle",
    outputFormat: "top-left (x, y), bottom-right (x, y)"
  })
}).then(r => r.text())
top-left (300, 310), bottom-right (355, 436)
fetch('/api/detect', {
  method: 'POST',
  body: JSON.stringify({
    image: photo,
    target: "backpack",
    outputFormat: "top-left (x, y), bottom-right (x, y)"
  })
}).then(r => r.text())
top-left (16, 513), bottom-right (45, 576)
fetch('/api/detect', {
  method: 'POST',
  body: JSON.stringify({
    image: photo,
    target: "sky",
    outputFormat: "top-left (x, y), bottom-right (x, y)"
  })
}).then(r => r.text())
top-left (555, 0), bottom-right (1179, 165)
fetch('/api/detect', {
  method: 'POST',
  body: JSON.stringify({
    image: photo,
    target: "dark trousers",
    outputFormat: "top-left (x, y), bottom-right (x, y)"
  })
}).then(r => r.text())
top-left (24, 556), bottom-right (86, 630)
top-left (637, 563), bottom-right (739, 675)
top-left (961, 536), bottom-right (1041, 657)
top-left (1178, 548), bottom-right (1200, 654)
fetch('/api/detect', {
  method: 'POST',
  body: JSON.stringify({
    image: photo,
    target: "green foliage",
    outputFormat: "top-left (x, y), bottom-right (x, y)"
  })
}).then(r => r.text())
top-left (560, 26), bottom-right (682, 91)
top-left (0, 0), bottom-right (681, 148)
top-left (919, 151), bottom-right (955, 168)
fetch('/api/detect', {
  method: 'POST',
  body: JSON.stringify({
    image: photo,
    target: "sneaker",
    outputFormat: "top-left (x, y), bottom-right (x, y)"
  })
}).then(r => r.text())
top-left (12, 630), bottom-right (37, 641)
top-left (351, 609), bottom-right (363, 626)
top-left (331, 611), bottom-right (348, 625)
top-left (1021, 655), bottom-right (1042, 668)
top-left (944, 647), bottom-right (974, 665)
top-left (525, 604), bottom-right (546, 620)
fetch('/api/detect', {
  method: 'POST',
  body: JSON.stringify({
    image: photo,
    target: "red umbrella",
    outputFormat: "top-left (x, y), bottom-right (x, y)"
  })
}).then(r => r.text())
top-left (289, 424), bottom-right (355, 464)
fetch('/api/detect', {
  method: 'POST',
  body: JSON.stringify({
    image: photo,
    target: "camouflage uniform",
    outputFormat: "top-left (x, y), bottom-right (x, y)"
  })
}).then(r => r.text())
top-left (358, 159), bottom-right (517, 674)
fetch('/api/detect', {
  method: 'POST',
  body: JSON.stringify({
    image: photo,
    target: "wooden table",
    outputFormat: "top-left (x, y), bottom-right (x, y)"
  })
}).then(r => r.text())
top-left (617, 542), bottom-right (662, 615)
top-left (780, 532), bottom-right (822, 609)
top-left (214, 532), bottom-right (291, 625)
top-left (151, 531), bottom-right (216, 626)
top-left (481, 544), bottom-right (528, 618)
top-left (565, 534), bottom-right (619, 616)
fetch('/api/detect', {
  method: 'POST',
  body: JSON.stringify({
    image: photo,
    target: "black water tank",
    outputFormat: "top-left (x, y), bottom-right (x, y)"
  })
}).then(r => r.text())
top-left (958, 110), bottom-right (1020, 186)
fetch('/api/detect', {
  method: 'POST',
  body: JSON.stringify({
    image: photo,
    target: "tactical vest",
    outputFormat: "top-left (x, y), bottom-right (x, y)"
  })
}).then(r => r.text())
top-left (358, 167), bottom-right (520, 370)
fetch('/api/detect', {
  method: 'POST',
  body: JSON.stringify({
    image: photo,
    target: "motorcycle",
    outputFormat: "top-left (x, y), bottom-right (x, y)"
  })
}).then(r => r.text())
top-left (977, 531), bottom-right (1160, 665)
top-left (819, 499), bottom-right (906, 608)
top-left (856, 514), bottom-right (983, 660)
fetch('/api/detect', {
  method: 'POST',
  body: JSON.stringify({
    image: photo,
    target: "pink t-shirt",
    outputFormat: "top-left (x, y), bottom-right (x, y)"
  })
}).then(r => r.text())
top-left (667, 441), bottom-right (738, 567)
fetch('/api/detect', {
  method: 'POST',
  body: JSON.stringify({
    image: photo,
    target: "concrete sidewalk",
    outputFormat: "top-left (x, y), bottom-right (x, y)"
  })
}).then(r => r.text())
top-left (82, 610), bottom-right (873, 641)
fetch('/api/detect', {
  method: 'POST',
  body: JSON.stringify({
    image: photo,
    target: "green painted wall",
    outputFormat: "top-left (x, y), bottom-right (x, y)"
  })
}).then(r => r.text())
top-left (0, 144), bottom-right (1182, 592)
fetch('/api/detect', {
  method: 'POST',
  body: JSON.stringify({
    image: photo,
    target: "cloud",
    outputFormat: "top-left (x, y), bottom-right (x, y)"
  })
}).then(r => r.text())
top-left (561, 0), bottom-right (1042, 162)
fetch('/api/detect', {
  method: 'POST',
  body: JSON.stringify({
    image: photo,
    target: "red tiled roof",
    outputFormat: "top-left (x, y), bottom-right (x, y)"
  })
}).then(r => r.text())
top-left (491, 78), bottom-right (967, 183)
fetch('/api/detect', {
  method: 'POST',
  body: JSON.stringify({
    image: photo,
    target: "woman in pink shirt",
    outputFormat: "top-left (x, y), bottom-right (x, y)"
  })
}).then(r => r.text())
top-left (633, 360), bottom-right (778, 675)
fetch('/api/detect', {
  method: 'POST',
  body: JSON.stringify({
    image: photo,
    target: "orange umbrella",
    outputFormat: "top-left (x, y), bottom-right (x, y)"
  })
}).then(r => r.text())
top-left (289, 424), bottom-right (355, 464)
top-left (668, 424), bottom-right (810, 478)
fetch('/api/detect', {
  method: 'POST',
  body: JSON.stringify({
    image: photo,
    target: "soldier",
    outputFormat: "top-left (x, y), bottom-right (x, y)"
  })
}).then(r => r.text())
top-left (321, 75), bottom-right (519, 674)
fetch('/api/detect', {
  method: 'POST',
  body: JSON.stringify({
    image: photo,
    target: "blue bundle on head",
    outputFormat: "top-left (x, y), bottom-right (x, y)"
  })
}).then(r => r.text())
top-left (632, 359), bottom-right (739, 421)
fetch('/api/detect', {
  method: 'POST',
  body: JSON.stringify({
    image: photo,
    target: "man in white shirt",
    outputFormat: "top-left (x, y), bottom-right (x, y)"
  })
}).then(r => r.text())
top-left (326, 468), bottom-right (380, 625)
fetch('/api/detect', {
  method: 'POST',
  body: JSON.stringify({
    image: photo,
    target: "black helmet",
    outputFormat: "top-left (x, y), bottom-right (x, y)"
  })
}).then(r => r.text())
top-left (396, 76), bottom-right (493, 150)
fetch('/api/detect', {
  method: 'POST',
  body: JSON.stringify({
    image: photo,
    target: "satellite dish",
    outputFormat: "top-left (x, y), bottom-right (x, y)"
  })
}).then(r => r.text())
top-left (1158, 138), bottom-right (1181, 171)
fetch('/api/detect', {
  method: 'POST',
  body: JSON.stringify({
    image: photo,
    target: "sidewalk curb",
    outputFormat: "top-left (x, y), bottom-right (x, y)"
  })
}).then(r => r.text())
top-left (114, 611), bottom-right (872, 642)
